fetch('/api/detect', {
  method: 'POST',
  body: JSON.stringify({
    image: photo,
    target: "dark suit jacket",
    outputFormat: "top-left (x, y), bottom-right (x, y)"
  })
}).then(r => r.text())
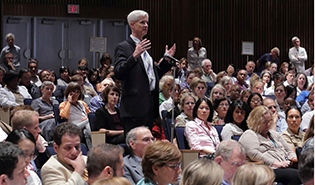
top-left (114, 36), bottom-right (172, 118)
top-left (123, 154), bottom-right (143, 185)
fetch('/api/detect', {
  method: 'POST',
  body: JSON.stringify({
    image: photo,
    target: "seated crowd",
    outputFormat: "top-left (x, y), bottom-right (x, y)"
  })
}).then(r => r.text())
top-left (0, 37), bottom-right (314, 185)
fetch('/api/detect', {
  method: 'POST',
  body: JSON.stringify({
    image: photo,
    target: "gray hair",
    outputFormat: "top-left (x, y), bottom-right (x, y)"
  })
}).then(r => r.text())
top-left (126, 126), bottom-right (149, 150)
top-left (246, 60), bottom-right (255, 65)
top-left (159, 75), bottom-right (173, 91)
top-left (127, 10), bottom-right (149, 26)
top-left (219, 76), bottom-right (231, 87)
top-left (201, 59), bottom-right (212, 67)
top-left (5, 33), bottom-right (15, 40)
top-left (271, 47), bottom-right (280, 56)
top-left (292, 36), bottom-right (300, 42)
top-left (215, 140), bottom-right (245, 159)
top-left (41, 81), bottom-right (55, 89)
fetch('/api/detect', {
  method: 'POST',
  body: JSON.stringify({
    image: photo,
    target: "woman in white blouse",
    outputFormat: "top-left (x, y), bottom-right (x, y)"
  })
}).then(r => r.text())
top-left (187, 37), bottom-right (207, 71)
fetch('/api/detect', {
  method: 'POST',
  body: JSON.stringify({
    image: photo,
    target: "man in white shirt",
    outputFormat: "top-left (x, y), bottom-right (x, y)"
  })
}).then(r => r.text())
top-left (288, 36), bottom-right (308, 73)
top-left (201, 59), bottom-right (216, 83)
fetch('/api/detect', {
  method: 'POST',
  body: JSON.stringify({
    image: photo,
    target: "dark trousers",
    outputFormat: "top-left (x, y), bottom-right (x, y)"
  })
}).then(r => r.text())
top-left (274, 168), bottom-right (301, 185)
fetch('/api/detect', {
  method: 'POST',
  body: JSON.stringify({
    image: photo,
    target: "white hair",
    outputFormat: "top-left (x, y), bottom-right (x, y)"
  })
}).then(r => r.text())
top-left (5, 33), bottom-right (15, 40)
top-left (292, 36), bottom-right (300, 42)
top-left (201, 59), bottom-right (212, 67)
top-left (159, 75), bottom-right (173, 91)
top-left (127, 10), bottom-right (149, 26)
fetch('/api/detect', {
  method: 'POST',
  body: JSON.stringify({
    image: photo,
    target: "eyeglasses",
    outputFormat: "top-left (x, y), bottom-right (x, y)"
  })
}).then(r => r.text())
top-left (184, 102), bottom-right (195, 105)
top-left (71, 90), bottom-right (81, 94)
top-left (226, 158), bottom-right (244, 167)
top-left (165, 163), bottom-right (181, 170)
top-left (219, 103), bottom-right (229, 107)
top-left (5, 57), bottom-right (14, 59)
top-left (267, 105), bottom-right (277, 110)
top-left (25, 153), bottom-right (37, 161)
top-left (141, 137), bottom-right (155, 143)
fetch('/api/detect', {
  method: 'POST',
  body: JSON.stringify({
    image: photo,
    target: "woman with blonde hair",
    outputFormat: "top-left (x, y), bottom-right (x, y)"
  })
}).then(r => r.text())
top-left (231, 164), bottom-right (274, 185)
top-left (138, 141), bottom-right (182, 185)
top-left (219, 76), bottom-right (232, 97)
top-left (180, 158), bottom-right (223, 185)
top-left (209, 84), bottom-right (226, 104)
top-left (190, 77), bottom-right (207, 98)
top-left (239, 105), bottom-right (301, 184)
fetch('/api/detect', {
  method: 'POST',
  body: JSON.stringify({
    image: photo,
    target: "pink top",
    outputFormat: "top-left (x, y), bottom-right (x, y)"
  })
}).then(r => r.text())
top-left (184, 117), bottom-right (220, 153)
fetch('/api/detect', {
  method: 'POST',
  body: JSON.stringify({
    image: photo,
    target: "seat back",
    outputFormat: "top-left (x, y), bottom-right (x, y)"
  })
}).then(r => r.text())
top-left (175, 127), bottom-right (190, 149)
top-left (47, 143), bottom-right (88, 155)
top-left (214, 125), bottom-right (224, 141)
top-left (24, 98), bottom-right (33, 105)
top-left (88, 112), bottom-right (96, 131)
top-left (161, 110), bottom-right (170, 140)
top-left (232, 135), bottom-right (241, 141)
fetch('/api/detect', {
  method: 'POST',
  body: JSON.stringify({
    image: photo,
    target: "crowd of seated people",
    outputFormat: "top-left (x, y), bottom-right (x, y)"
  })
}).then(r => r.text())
top-left (0, 34), bottom-right (313, 185)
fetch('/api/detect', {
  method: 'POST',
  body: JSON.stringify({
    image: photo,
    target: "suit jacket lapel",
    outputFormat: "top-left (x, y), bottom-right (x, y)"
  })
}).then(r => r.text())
top-left (130, 155), bottom-right (142, 176)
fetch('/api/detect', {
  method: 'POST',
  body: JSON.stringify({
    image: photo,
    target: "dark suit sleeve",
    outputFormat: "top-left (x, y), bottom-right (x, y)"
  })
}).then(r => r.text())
top-left (34, 148), bottom-right (51, 169)
top-left (114, 42), bottom-right (138, 80)
top-left (156, 59), bottom-right (173, 79)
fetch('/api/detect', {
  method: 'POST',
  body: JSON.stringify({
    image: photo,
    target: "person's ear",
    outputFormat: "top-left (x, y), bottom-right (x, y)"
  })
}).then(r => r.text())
top-left (215, 156), bottom-right (223, 165)
top-left (0, 174), bottom-right (8, 185)
top-left (53, 142), bottom-right (59, 154)
top-left (129, 140), bottom-right (136, 150)
top-left (103, 166), bottom-right (114, 178)
top-left (152, 164), bottom-right (159, 175)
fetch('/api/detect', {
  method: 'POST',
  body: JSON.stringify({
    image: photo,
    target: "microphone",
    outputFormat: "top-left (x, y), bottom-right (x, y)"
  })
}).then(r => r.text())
top-left (164, 53), bottom-right (179, 63)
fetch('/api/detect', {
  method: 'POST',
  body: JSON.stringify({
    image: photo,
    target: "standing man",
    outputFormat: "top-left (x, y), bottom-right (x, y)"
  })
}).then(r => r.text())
top-left (114, 10), bottom-right (175, 134)
top-left (289, 36), bottom-right (308, 73)
top-left (201, 59), bottom-right (216, 83)
top-left (0, 33), bottom-right (21, 69)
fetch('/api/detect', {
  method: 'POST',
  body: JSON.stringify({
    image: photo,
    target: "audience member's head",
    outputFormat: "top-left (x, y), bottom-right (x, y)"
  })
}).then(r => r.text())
top-left (53, 122), bottom-right (82, 165)
top-left (0, 141), bottom-right (29, 185)
top-left (201, 59), bottom-right (212, 74)
top-left (87, 143), bottom-right (124, 184)
top-left (236, 69), bottom-right (247, 84)
top-left (126, 126), bottom-right (154, 158)
top-left (11, 110), bottom-right (40, 140)
top-left (232, 164), bottom-right (275, 185)
top-left (28, 59), bottom-right (38, 77)
top-left (245, 61), bottom-right (255, 75)
top-left (209, 84), bottom-right (226, 103)
top-left (225, 99), bottom-right (250, 130)
top-left (240, 89), bottom-right (252, 103)
top-left (3, 70), bottom-right (19, 90)
top-left (180, 158), bottom-right (223, 185)
top-left (229, 84), bottom-right (242, 101)
top-left (5, 33), bottom-right (15, 47)
top-left (142, 141), bottom-right (181, 184)
top-left (247, 93), bottom-right (263, 110)
top-left (298, 148), bottom-right (314, 185)
top-left (190, 77), bottom-right (206, 98)
top-left (78, 58), bottom-right (89, 67)
top-left (215, 140), bottom-right (246, 184)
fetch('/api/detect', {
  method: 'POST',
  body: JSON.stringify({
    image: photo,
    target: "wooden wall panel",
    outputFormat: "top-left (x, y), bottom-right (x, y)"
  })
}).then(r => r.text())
top-left (1, 0), bottom-right (313, 73)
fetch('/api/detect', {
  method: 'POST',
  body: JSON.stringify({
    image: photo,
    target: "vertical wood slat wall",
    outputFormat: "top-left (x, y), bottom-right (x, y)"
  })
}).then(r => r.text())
top-left (1, 0), bottom-right (313, 73)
